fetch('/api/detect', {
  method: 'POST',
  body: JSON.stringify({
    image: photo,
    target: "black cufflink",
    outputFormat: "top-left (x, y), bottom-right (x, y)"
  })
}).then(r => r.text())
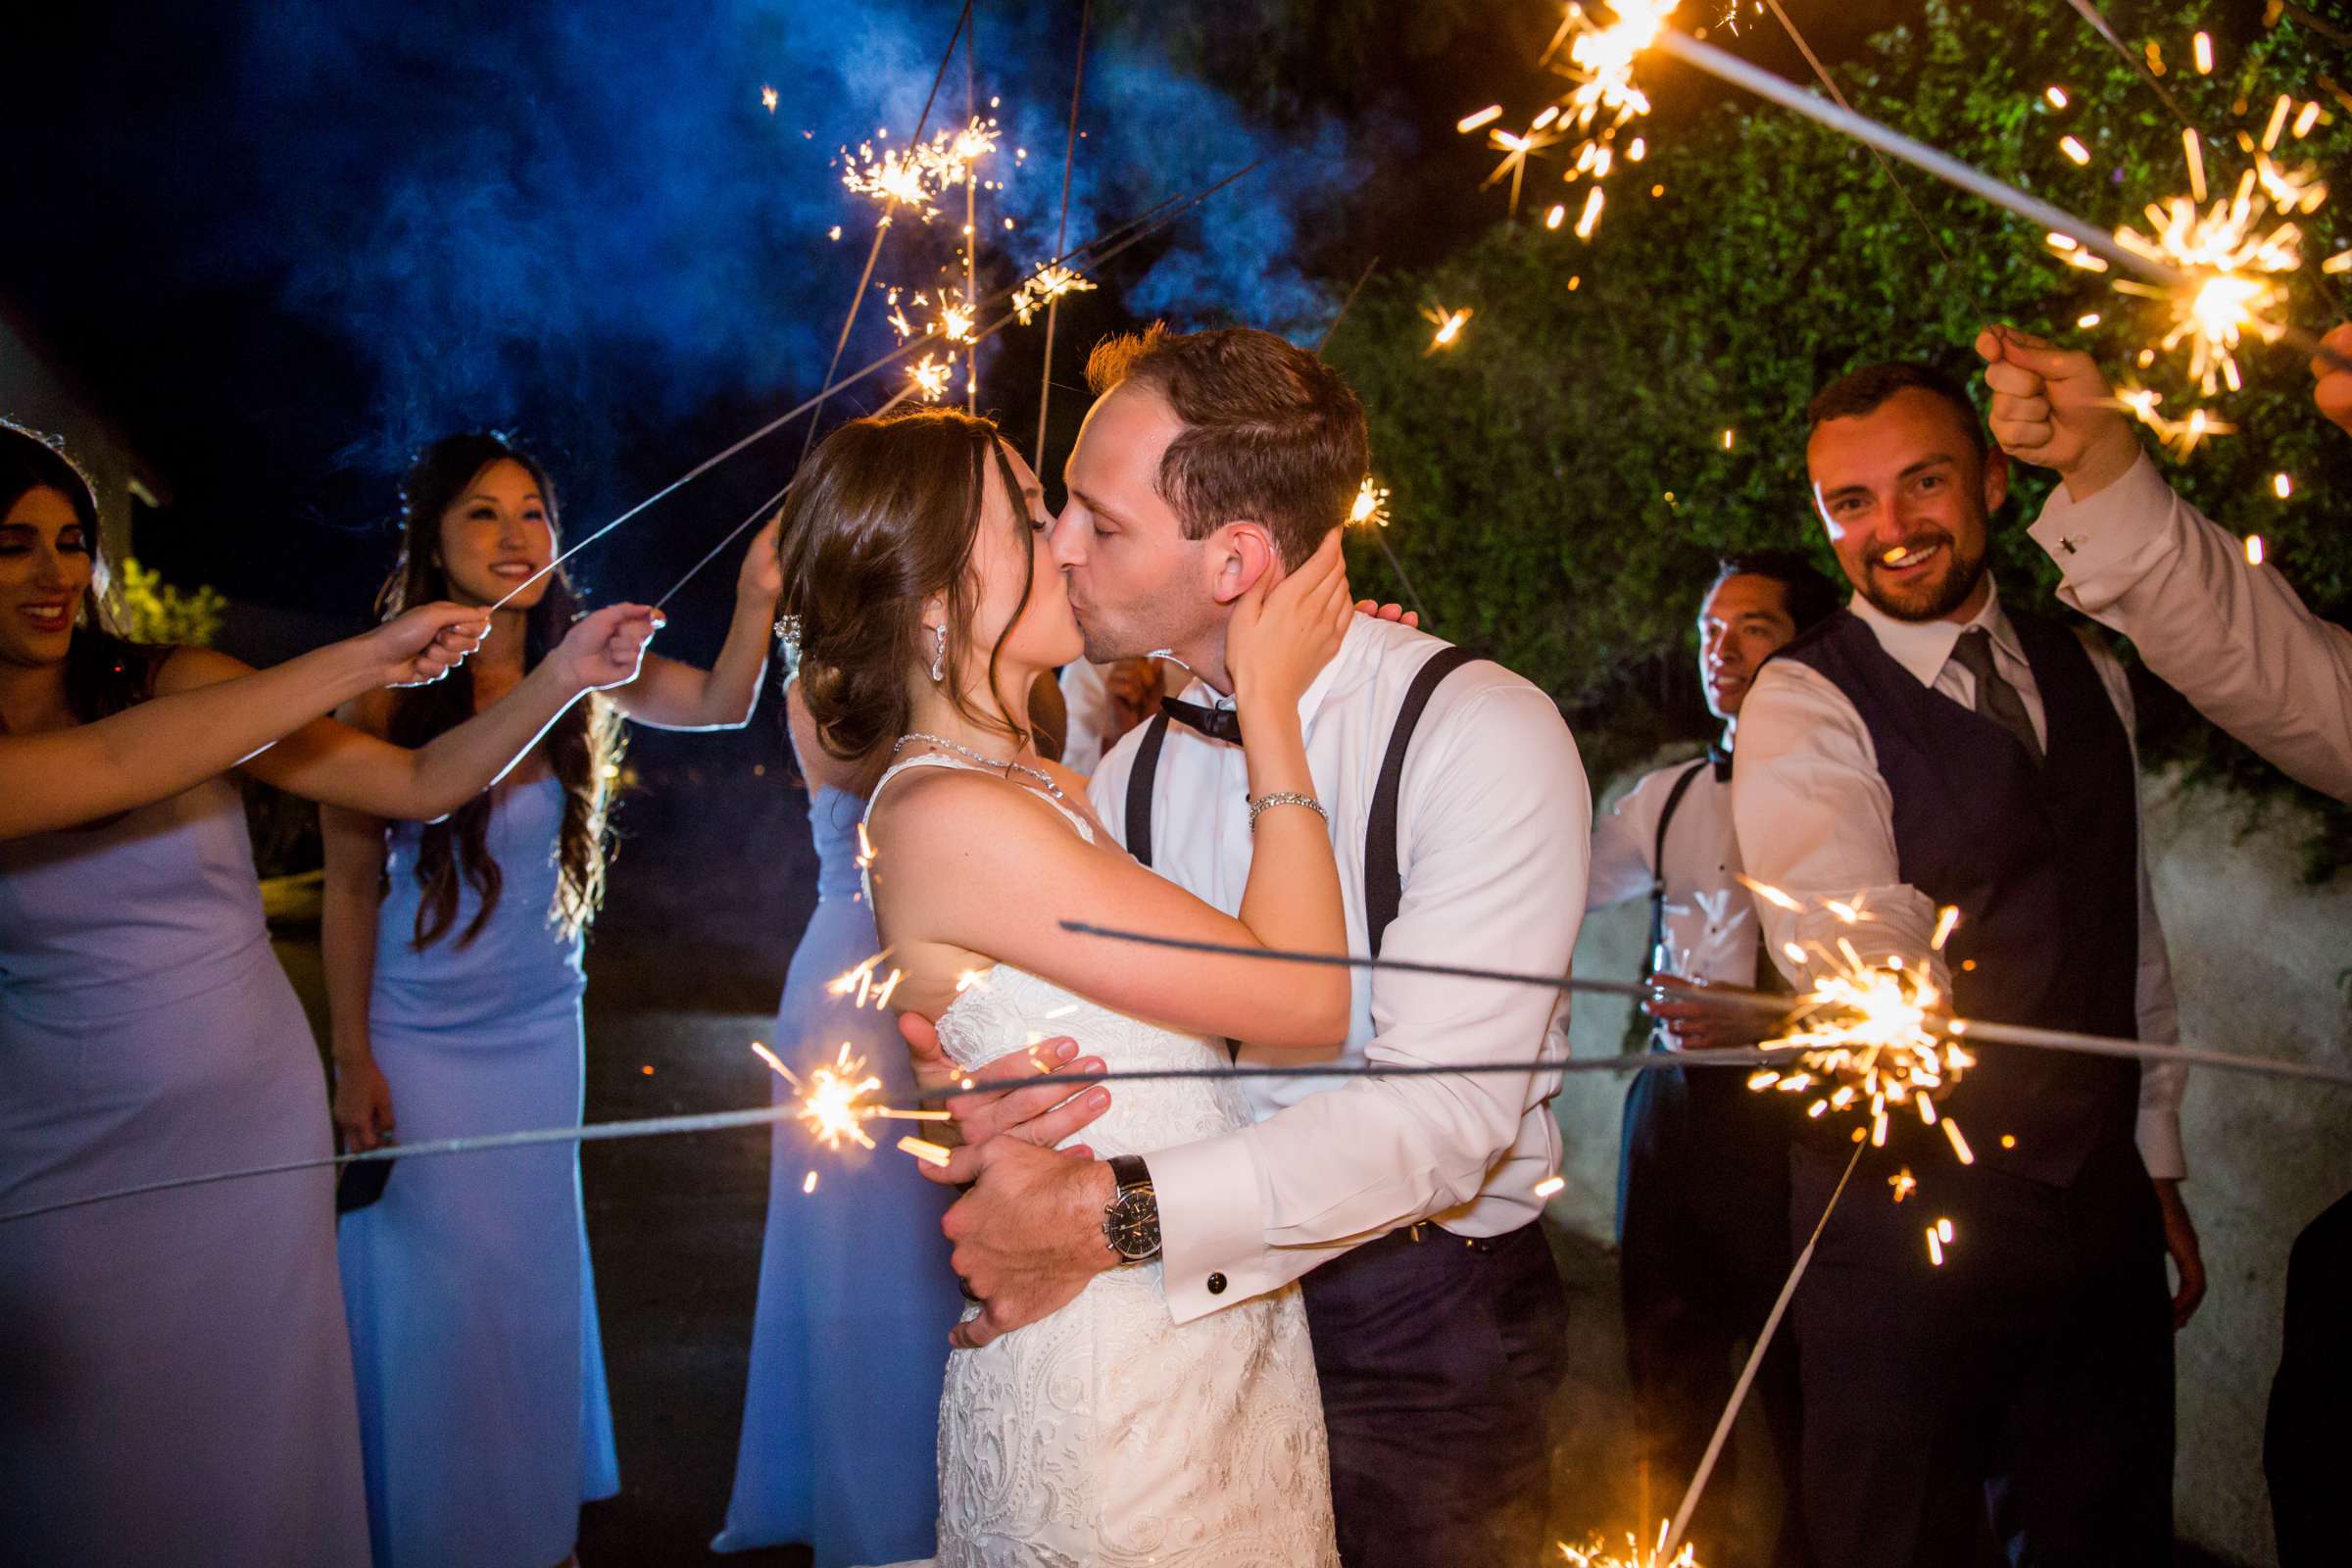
top-left (1206, 1272), bottom-right (1227, 1296)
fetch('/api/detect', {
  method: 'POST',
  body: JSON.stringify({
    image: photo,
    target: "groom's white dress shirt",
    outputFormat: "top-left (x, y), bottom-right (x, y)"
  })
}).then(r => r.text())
top-left (1729, 581), bottom-right (2188, 1180)
top-left (2029, 450), bottom-right (2352, 804)
top-left (1089, 615), bottom-right (1592, 1324)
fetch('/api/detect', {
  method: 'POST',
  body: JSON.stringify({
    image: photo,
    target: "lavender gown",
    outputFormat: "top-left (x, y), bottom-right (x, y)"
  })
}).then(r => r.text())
top-left (712, 781), bottom-right (960, 1564)
top-left (336, 776), bottom-right (619, 1568)
top-left (0, 777), bottom-right (369, 1566)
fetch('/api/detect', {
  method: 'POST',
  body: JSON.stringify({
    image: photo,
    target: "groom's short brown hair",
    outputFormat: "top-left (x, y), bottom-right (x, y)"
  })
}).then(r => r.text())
top-left (1085, 323), bottom-right (1369, 569)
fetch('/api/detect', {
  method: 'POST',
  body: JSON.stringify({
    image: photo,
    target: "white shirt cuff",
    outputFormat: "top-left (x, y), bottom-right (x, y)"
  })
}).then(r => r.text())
top-left (1150, 1127), bottom-right (1271, 1325)
top-left (2136, 1104), bottom-right (2186, 1182)
top-left (2028, 450), bottom-right (2179, 593)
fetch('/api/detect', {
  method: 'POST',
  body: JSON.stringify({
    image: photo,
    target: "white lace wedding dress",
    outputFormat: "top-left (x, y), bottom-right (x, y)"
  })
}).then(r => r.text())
top-left (864, 754), bottom-right (1339, 1568)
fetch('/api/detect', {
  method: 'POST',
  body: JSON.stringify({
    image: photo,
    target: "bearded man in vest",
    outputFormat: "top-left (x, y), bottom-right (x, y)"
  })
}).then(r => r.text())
top-left (1730, 360), bottom-right (2205, 1567)
top-left (1586, 550), bottom-right (1838, 1568)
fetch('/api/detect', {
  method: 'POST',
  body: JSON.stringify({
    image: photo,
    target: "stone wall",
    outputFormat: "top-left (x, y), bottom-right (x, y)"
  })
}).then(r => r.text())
top-left (1551, 763), bottom-right (2352, 1567)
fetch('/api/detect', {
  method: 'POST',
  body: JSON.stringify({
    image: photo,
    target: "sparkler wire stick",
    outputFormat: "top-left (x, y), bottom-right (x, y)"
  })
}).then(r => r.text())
top-left (649, 482), bottom-right (794, 609)
top-left (1759, 0), bottom-right (1980, 316)
top-left (1057, 920), bottom-right (2352, 1087)
top-left (496, 164), bottom-right (1262, 611)
top-left (1316, 256), bottom-right (1382, 355)
top-left (797, 0), bottom-right (975, 466)
top-left (1657, 1141), bottom-right (1866, 1565)
top-left (1651, 29), bottom-right (2352, 374)
top-left (2063, 0), bottom-right (2194, 128)
top-left (1034, 0), bottom-right (1094, 470)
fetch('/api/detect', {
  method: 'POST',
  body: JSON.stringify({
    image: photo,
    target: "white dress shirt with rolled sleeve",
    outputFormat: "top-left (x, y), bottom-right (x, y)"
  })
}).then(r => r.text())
top-left (2030, 451), bottom-right (2352, 803)
top-left (1089, 615), bottom-right (1592, 1324)
top-left (1728, 582), bottom-right (2188, 1180)
top-left (1587, 754), bottom-right (1758, 994)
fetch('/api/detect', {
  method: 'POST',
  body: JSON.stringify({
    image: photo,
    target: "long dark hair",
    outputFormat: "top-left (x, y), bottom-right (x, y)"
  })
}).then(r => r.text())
top-left (775, 409), bottom-right (1036, 791)
top-left (0, 423), bottom-right (170, 729)
top-left (377, 432), bottom-right (624, 949)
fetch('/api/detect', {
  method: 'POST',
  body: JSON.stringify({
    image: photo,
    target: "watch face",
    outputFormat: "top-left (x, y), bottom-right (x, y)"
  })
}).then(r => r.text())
top-left (1105, 1187), bottom-right (1160, 1261)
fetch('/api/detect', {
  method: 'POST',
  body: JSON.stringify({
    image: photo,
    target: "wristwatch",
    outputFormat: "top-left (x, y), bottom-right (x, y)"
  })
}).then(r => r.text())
top-left (1101, 1154), bottom-right (1161, 1264)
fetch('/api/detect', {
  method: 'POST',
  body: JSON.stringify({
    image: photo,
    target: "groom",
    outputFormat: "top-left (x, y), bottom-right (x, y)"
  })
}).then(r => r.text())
top-left (909, 324), bottom-right (1593, 1566)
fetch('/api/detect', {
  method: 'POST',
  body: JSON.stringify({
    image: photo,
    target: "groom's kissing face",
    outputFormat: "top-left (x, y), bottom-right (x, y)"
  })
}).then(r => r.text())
top-left (1051, 382), bottom-right (1209, 665)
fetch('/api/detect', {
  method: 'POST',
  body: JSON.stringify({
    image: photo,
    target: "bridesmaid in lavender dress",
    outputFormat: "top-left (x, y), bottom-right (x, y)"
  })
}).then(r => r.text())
top-left (0, 423), bottom-right (655, 1566)
top-left (713, 681), bottom-right (962, 1566)
top-left (321, 432), bottom-right (779, 1568)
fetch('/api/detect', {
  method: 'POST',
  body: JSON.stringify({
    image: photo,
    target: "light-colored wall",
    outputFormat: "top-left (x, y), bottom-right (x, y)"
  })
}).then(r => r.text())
top-left (1551, 762), bottom-right (2352, 1567)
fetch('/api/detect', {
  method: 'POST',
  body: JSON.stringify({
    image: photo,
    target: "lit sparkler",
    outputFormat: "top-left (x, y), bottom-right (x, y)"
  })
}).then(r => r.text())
top-left (1739, 880), bottom-right (1979, 1166)
top-left (906, 353), bottom-right (955, 402)
top-left (760, 85), bottom-right (779, 113)
top-left (1559, 1523), bottom-right (1700, 1567)
top-left (1348, 475), bottom-right (1393, 528)
top-left (750, 1040), bottom-right (950, 1154)
top-left (1010, 262), bottom-right (1097, 325)
top-left (1423, 305), bottom-right (1473, 352)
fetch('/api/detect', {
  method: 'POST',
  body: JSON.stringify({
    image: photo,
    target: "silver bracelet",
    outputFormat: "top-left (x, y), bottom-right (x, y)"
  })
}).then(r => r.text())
top-left (1248, 791), bottom-right (1329, 831)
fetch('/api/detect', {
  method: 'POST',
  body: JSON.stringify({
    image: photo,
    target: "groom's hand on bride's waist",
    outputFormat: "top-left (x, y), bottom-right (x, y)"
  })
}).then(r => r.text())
top-left (900, 1014), bottom-right (1111, 1156)
top-left (941, 1139), bottom-right (1119, 1350)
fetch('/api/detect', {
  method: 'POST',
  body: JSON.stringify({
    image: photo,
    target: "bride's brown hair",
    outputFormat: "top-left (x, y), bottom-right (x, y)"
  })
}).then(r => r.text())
top-left (776, 409), bottom-right (1037, 789)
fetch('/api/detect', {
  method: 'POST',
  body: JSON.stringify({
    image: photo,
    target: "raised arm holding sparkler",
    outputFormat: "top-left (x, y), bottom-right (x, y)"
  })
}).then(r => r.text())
top-left (1980, 323), bottom-right (2352, 803)
top-left (1729, 358), bottom-right (2197, 1566)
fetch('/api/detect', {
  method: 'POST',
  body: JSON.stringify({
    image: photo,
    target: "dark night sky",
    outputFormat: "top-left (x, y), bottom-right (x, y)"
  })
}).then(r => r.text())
top-left (3, 0), bottom-right (1919, 652)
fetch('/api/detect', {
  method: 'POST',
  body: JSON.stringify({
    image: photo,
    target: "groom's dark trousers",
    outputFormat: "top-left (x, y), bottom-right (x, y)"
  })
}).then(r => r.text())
top-left (1299, 1217), bottom-right (1569, 1568)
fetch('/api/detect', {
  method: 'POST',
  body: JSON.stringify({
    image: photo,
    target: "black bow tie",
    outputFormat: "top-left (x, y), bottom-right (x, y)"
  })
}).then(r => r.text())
top-left (1708, 741), bottom-right (1734, 784)
top-left (1160, 695), bottom-right (1245, 746)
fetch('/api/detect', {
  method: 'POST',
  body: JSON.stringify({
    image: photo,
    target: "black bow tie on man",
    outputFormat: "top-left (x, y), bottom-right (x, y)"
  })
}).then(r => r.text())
top-left (1160, 695), bottom-right (1246, 746)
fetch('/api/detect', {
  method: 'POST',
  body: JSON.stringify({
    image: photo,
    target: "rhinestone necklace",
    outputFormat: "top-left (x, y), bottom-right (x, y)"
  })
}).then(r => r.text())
top-left (894, 731), bottom-right (1070, 806)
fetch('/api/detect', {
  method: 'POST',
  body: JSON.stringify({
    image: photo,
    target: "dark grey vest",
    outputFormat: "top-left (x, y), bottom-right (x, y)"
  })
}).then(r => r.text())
top-left (1776, 607), bottom-right (2142, 1188)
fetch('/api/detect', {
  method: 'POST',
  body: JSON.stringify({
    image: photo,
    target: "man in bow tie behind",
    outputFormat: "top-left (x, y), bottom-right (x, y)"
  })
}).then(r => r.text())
top-left (906, 322), bottom-right (1593, 1568)
top-left (1583, 549), bottom-right (1837, 1568)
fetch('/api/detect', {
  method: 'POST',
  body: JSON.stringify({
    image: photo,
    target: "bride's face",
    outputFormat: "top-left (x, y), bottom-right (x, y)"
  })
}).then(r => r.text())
top-left (960, 442), bottom-right (1083, 678)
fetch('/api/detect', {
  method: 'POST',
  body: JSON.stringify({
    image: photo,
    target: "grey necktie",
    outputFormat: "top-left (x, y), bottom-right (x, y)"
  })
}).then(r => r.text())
top-left (1949, 627), bottom-right (2043, 765)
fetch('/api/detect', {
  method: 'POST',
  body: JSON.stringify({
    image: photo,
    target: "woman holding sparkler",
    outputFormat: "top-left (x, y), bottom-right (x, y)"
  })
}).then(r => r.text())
top-left (712, 679), bottom-right (966, 1567)
top-left (0, 421), bottom-right (659, 1567)
top-left (0, 422), bottom-right (498, 837)
top-left (321, 432), bottom-right (779, 1568)
top-left (777, 407), bottom-right (1350, 1566)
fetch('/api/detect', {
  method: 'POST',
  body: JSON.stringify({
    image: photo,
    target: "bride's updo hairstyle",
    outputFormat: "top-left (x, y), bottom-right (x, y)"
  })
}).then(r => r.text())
top-left (777, 408), bottom-right (1036, 788)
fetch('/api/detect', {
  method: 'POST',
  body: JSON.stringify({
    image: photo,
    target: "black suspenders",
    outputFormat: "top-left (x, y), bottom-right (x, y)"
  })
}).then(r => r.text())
top-left (1119, 644), bottom-right (1483, 956)
top-left (1642, 760), bottom-right (1712, 982)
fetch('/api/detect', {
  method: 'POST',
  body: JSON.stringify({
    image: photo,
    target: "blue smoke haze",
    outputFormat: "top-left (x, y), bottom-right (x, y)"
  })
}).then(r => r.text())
top-left (217, 1), bottom-right (1363, 481)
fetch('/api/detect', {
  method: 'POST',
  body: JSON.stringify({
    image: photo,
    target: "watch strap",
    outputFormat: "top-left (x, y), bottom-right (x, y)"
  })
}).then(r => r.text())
top-left (1107, 1153), bottom-right (1152, 1194)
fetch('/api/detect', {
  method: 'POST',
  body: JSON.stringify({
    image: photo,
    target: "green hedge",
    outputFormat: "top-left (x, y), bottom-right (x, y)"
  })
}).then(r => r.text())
top-left (1329, 0), bottom-right (2351, 876)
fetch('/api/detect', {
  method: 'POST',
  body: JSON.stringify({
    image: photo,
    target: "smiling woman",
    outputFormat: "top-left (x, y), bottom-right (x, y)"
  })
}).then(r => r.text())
top-left (0, 418), bottom-right (661, 1567)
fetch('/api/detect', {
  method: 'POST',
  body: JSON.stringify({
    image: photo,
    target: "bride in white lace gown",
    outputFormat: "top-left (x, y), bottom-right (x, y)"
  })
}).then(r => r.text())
top-left (771, 408), bottom-right (1353, 1567)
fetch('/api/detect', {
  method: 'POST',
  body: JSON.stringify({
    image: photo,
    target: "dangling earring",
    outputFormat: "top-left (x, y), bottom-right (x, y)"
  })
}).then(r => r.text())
top-left (930, 623), bottom-right (948, 684)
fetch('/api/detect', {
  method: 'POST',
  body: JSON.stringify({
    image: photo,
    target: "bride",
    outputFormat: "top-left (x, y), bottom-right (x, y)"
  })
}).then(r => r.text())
top-left (774, 407), bottom-right (1353, 1566)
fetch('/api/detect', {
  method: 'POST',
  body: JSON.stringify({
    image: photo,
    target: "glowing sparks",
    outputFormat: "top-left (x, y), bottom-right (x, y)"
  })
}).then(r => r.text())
top-left (2272, 471), bottom-right (2294, 499)
top-left (1743, 881), bottom-right (1976, 1169)
top-left (1558, 1524), bottom-right (1699, 1568)
top-left (1534, 1174), bottom-right (1568, 1199)
top-left (1930, 906), bottom-right (1961, 953)
top-left (2113, 385), bottom-right (2235, 458)
top-left (2060, 135), bottom-right (2092, 166)
top-left (760, 85), bottom-right (780, 113)
top-left (1925, 1225), bottom-right (1945, 1265)
top-left (1888, 1166), bottom-right (1918, 1202)
top-left (2193, 31), bottom-right (2214, 74)
top-left (955, 968), bottom-right (992, 995)
top-left (1942, 1118), bottom-right (1976, 1165)
top-left (751, 1040), bottom-right (952, 1158)
top-left (838, 114), bottom-right (1002, 220)
top-left (1348, 475), bottom-right (1393, 529)
top-left (2245, 532), bottom-right (2268, 565)
top-left (802, 1169), bottom-right (819, 1195)
top-left (1423, 305), bottom-right (1474, 352)
top-left (1546, 203), bottom-right (1568, 229)
top-left (1009, 263), bottom-right (1097, 325)
top-left (906, 353), bottom-right (954, 402)
top-left (1457, 104), bottom-right (1505, 134)
top-left (2045, 85), bottom-right (2070, 110)
top-left (1575, 185), bottom-right (1607, 239)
